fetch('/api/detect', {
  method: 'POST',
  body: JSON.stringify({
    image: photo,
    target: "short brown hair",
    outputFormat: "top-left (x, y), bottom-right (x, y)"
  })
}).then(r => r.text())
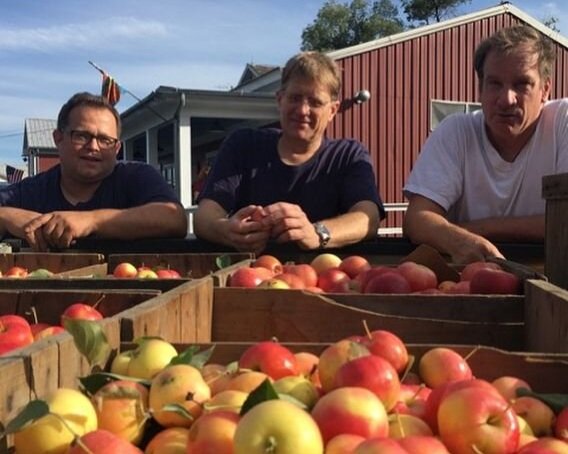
top-left (474, 25), bottom-right (556, 83)
top-left (280, 51), bottom-right (341, 100)
top-left (57, 92), bottom-right (121, 137)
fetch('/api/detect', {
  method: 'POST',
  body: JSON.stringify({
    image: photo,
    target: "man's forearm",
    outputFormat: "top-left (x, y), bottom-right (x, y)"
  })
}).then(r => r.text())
top-left (321, 203), bottom-right (380, 248)
top-left (459, 215), bottom-right (545, 242)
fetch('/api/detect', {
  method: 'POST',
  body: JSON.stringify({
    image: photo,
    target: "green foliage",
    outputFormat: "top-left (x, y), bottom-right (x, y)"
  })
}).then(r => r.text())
top-left (542, 15), bottom-right (560, 33)
top-left (400, 0), bottom-right (470, 25)
top-left (516, 387), bottom-right (568, 414)
top-left (239, 379), bottom-right (280, 416)
top-left (1, 400), bottom-right (49, 436)
top-left (301, 0), bottom-right (404, 51)
top-left (63, 318), bottom-right (111, 369)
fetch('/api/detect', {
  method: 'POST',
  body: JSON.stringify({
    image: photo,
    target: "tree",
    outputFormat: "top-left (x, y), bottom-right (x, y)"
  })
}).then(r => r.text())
top-left (400, 0), bottom-right (471, 26)
top-left (301, 0), bottom-right (404, 52)
top-left (542, 15), bottom-right (560, 33)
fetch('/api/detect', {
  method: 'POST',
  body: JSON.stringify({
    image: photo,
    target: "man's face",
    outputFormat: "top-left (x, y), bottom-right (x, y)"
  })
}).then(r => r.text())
top-left (53, 106), bottom-right (120, 184)
top-left (277, 77), bottom-right (340, 145)
top-left (480, 46), bottom-right (551, 151)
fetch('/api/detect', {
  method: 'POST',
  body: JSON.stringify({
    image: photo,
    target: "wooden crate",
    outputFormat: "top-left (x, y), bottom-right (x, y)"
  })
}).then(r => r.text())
top-left (543, 172), bottom-right (568, 289)
top-left (107, 253), bottom-right (253, 286)
top-left (0, 252), bottom-right (104, 274)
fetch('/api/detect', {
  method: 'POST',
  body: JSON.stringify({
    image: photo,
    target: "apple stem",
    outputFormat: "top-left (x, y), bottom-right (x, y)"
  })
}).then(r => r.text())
top-left (29, 306), bottom-right (39, 324)
top-left (471, 444), bottom-right (483, 454)
top-left (265, 435), bottom-right (278, 453)
top-left (395, 411), bottom-right (406, 437)
top-left (399, 355), bottom-right (415, 384)
top-left (92, 294), bottom-right (106, 310)
top-left (362, 319), bottom-right (372, 339)
top-left (463, 345), bottom-right (480, 362)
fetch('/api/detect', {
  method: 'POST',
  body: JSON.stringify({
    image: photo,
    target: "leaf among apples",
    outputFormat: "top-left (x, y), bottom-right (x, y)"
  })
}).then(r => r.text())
top-left (516, 387), bottom-right (568, 414)
top-left (239, 378), bottom-right (280, 416)
top-left (1, 400), bottom-right (49, 436)
top-left (79, 372), bottom-right (151, 396)
top-left (63, 318), bottom-right (111, 369)
top-left (169, 344), bottom-right (215, 369)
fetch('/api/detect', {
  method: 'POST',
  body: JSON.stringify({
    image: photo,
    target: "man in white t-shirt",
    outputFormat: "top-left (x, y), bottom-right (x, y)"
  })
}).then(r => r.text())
top-left (403, 25), bottom-right (568, 264)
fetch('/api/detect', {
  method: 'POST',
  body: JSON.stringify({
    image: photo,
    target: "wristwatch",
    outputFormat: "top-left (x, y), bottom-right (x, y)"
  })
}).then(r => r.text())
top-left (313, 222), bottom-right (331, 248)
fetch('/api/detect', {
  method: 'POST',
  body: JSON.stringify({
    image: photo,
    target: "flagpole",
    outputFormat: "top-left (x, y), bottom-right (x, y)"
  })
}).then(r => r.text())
top-left (88, 61), bottom-right (169, 122)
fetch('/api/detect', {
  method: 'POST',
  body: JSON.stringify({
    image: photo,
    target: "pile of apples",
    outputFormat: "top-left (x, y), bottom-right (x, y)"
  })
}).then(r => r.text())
top-left (228, 253), bottom-right (523, 295)
top-left (111, 262), bottom-right (182, 279)
top-left (0, 266), bottom-right (55, 278)
top-left (0, 302), bottom-right (104, 356)
top-left (6, 331), bottom-right (567, 453)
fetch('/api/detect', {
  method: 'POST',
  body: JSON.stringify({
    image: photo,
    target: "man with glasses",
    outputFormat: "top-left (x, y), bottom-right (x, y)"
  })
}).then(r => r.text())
top-left (0, 92), bottom-right (187, 250)
top-left (194, 51), bottom-right (384, 253)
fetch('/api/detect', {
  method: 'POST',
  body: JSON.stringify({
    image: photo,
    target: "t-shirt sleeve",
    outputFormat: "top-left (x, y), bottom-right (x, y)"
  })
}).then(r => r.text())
top-left (555, 99), bottom-right (568, 173)
top-left (0, 184), bottom-right (22, 207)
top-left (121, 163), bottom-right (182, 206)
top-left (403, 114), bottom-right (466, 211)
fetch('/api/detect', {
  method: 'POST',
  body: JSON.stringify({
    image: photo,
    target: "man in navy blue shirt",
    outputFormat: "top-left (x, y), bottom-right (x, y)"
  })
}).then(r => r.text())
top-left (194, 52), bottom-right (383, 253)
top-left (0, 92), bottom-right (187, 250)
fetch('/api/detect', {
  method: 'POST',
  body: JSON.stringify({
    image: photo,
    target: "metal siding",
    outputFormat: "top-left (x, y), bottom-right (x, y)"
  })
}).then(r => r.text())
top-left (331, 12), bottom-right (568, 233)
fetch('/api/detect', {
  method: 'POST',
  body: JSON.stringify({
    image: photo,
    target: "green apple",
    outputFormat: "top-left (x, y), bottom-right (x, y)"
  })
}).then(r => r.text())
top-left (273, 375), bottom-right (319, 409)
top-left (127, 338), bottom-right (178, 380)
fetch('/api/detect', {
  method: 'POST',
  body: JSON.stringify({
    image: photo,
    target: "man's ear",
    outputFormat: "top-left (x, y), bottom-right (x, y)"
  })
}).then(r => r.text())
top-left (52, 129), bottom-right (64, 145)
top-left (114, 141), bottom-right (122, 156)
top-left (328, 100), bottom-right (340, 121)
top-left (542, 77), bottom-right (552, 102)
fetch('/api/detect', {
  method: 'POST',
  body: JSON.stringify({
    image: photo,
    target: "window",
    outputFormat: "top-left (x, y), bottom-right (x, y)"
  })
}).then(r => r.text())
top-left (430, 100), bottom-right (481, 131)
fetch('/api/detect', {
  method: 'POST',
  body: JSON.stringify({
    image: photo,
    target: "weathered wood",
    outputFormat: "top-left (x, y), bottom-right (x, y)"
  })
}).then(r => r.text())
top-left (524, 279), bottom-right (568, 353)
top-left (0, 276), bottom-right (188, 291)
top-left (0, 253), bottom-right (104, 273)
top-left (543, 172), bottom-right (568, 289)
top-left (211, 288), bottom-right (524, 349)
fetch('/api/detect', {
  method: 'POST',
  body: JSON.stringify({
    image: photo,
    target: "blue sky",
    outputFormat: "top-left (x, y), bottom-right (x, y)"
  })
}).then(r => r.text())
top-left (0, 0), bottom-right (565, 167)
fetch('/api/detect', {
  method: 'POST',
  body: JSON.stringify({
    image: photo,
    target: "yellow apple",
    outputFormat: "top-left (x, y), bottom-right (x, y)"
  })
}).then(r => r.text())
top-left (310, 253), bottom-right (342, 274)
top-left (145, 427), bottom-right (189, 454)
top-left (234, 399), bottom-right (324, 454)
top-left (204, 390), bottom-right (249, 414)
top-left (126, 338), bottom-right (178, 380)
top-left (273, 375), bottom-right (319, 409)
top-left (13, 388), bottom-right (98, 454)
top-left (110, 349), bottom-right (135, 375)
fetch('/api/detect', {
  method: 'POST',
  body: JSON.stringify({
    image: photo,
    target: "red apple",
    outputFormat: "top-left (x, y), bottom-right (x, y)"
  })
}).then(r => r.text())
top-left (4, 266), bottom-right (28, 278)
top-left (61, 302), bottom-right (104, 325)
top-left (469, 268), bottom-right (522, 295)
top-left (356, 266), bottom-right (391, 292)
top-left (311, 386), bottom-right (389, 444)
top-left (325, 434), bottom-right (365, 454)
top-left (446, 280), bottom-right (471, 294)
top-left (112, 262), bottom-right (138, 278)
top-left (397, 261), bottom-right (438, 292)
top-left (67, 429), bottom-right (143, 453)
top-left (391, 383), bottom-right (432, 419)
top-left (460, 261), bottom-right (502, 282)
top-left (418, 347), bottom-right (473, 389)
top-left (518, 437), bottom-right (568, 453)
top-left (364, 270), bottom-right (412, 294)
top-left (339, 255), bottom-right (371, 279)
top-left (282, 263), bottom-right (318, 288)
top-left (252, 254), bottom-right (282, 275)
top-left (354, 437), bottom-right (407, 453)
top-left (238, 340), bottom-right (298, 379)
top-left (492, 375), bottom-right (532, 403)
top-left (34, 325), bottom-right (65, 341)
top-left (272, 272), bottom-right (306, 289)
top-left (0, 314), bottom-right (34, 355)
top-left (318, 339), bottom-right (371, 393)
top-left (438, 386), bottom-right (520, 454)
top-left (316, 267), bottom-right (350, 293)
top-left (363, 329), bottom-right (409, 374)
top-left (555, 406), bottom-right (568, 442)
top-left (155, 268), bottom-right (182, 278)
top-left (228, 267), bottom-right (272, 288)
top-left (333, 354), bottom-right (401, 411)
top-left (398, 435), bottom-right (452, 454)
top-left (512, 396), bottom-right (556, 437)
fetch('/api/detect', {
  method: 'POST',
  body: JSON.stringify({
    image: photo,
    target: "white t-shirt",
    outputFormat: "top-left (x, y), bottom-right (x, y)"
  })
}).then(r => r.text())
top-left (404, 99), bottom-right (568, 223)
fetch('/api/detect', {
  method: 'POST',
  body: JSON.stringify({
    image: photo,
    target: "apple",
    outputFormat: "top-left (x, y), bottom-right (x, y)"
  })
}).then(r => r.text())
top-left (144, 427), bottom-right (189, 454)
top-left (398, 435), bottom-right (452, 454)
top-left (363, 270), bottom-right (412, 294)
top-left (391, 383), bottom-right (431, 419)
top-left (149, 363), bottom-right (211, 428)
top-left (311, 386), bottom-right (389, 444)
top-left (204, 389), bottom-right (248, 414)
top-left (229, 267), bottom-right (272, 288)
top-left (446, 280), bottom-right (471, 294)
top-left (555, 406), bottom-right (568, 442)
top-left (397, 261), bottom-right (438, 292)
top-left (512, 396), bottom-right (556, 437)
top-left (126, 338), bottom-right (179, 380)
top-left (136, 268), bottom-right (159, 279)
top-left (282, 263), bottom-right (318, 288)
top-left (224, 370), bottom-right (272, 394)
top-left (27, 268), bottom-right (54, 278)
top-left (186, 410), bottom-right (239, 454)
top-left (13, 388), bottom-right (98, 453)
top-left (317, 267), bottom-right (351, 292)
top-left (333, 354), bottom-right (401, 411)
top-left (388, 413), bottom-right (433, 438)
top-left (234, 399), bottom-right (324, 454)
top-left (92, 379), bottom-right (149, 445)
top-left (0, 314), bottom-right (34, 355)
top-left (310, 252), bottom-right (342, 274)
top-left (356, 266), bottom-right (390, 293)
top-left (469, 268), bottom-right (522, 294)
top-left (238, 341), bottom-right (298, 380)
top-left (460, 261), bottom-right (502, 282)
top-left (34, 325), bottom-right (65, 341)
top-left (491, 375), bottom-right (532, 403)
top-left (272, 272), bottom-right (306, 289)
top-left (112, 262), bottom-right (138, 278)
top-left (3, 266), bottom-right (28, 278)
top-left (339, 255), bottom-right (371, 279)
top-left (438, 386), bottom-right (520, 454)
top-left (257, 278), bottom-right (290, 289)
top-left (362, 329), bottom-right (409, 374)
top-left (155, 268), bottom-right (182, 278)
top-left (252, 254), bottom-right (282, 274)
top-left (111, 350), bottom-right (135, 376)
top-left (326, 434), bottom-right (365, 454)
top-left (354, 437), bottom-right (407, 453)
top-left (273, 374), bottom-right (320, 409)
top-left (517, 437), bottom-right (568, 453)
top-left (66, 429), bottom-right (143, 453)
top-left (61, 302), bottom-right (103, 325)
top-left (318, 339), bottom-right (370, 393)
top-left (418, 347), bottom-right (473, 389)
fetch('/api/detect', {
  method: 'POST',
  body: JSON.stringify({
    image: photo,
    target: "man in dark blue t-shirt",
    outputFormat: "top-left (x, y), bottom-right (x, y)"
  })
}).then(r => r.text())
top-left (0, 92), bottom-right (187, 250)
top-left (194, 52), bottom-right (384, 253)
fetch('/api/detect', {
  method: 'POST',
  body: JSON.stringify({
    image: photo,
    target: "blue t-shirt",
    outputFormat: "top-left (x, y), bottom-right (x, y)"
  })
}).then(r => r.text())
top-left (0, 161), bottom-right (181, 212)
top-left (199, 128), bottom-right (385, 222)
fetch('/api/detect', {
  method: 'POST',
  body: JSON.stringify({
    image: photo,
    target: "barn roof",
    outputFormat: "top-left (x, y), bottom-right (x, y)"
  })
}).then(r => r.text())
top-left (23, 118), bottom-right (56, 152)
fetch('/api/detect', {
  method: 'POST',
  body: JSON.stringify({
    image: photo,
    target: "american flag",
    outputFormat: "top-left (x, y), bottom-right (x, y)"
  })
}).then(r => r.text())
top-left (6, 165), bottom-right (24, 184)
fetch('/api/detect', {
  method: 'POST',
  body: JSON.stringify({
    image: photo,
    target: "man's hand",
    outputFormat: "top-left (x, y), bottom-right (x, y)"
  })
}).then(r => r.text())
top-left (263, 202), bottom-right (320, 250)
top-left (448, 230), bottom-right (505, 264)
top-left (227, 205), bottom-right (271, 254)
top-left (23, 211), bottom-right (96, 251)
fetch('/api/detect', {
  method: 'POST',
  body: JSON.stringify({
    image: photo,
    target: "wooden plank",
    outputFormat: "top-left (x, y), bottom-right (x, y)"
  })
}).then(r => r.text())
top-left (543, 172), bottom-right (568, 288)
top-left (0, 356), bottom-right (31, 427)
top-left (0, 277), bottom-right (188, 291)
top-left (524, 279), bottom-right (568, 353)
top-left (55, 263), bottom-right (108, 278)
top-left (212, 259), bottom-right (253, 287)
top-left (211, 288), bottom-right (524, 350)
top-left (542, 171), bottom-right (568, 199)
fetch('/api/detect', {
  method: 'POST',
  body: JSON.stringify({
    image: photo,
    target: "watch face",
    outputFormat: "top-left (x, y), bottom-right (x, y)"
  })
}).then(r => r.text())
top-left (314, 222), bottom-right (330, 246)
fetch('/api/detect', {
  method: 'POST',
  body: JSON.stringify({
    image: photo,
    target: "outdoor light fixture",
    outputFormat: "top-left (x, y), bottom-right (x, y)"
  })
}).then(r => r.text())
top-left (354, 89), bottom-right (371, 104)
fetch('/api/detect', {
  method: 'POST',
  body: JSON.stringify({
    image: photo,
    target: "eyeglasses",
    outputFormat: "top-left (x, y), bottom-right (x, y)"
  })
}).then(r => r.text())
top-left (67, 130), bottom-right (119, 150)
top-left (282, 93), bottom-right (333, 110)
